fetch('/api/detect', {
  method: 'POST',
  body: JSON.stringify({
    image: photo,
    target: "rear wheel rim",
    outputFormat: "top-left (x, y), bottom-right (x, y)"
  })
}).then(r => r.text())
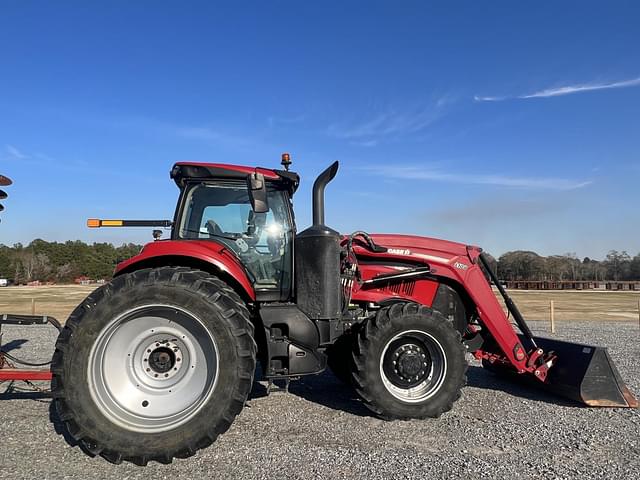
top-left (88, 305), bottom-right (219, 432)
top-left (379, 329), bottom-right (447, 403)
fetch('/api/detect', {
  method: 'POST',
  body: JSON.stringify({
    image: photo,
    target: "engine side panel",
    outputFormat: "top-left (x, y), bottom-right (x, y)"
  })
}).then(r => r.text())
top-left (350, 261), bottom-right (439, 306)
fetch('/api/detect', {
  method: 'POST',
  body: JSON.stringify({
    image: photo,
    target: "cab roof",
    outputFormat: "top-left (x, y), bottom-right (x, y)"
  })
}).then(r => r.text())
top-left (170, 162), bottom-right (300, 193)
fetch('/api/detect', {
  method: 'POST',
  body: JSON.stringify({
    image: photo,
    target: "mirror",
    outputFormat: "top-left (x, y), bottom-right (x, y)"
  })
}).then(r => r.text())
top-left (0, 189), bottom-right (7, 200)
top-left (0, 204), bottom-right (4, 212)
top-left (246, 172), bottom-right (269, 213)
top-left (0, 175), bottom-right (12, 186)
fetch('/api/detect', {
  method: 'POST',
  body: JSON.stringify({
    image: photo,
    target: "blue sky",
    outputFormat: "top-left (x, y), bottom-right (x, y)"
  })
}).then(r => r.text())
top-left (1, 1), bottom-right (638, 259)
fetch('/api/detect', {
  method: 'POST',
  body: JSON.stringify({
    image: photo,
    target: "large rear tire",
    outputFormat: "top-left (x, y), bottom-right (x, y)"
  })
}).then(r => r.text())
top-left (51, 267), bottom-right (256, 465)
top-left (351, 303), bottom-right (466, 419)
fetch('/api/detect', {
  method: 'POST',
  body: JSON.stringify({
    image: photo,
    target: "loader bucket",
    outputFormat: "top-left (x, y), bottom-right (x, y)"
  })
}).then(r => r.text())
top-left (532, 336), bottom-right (638, 408)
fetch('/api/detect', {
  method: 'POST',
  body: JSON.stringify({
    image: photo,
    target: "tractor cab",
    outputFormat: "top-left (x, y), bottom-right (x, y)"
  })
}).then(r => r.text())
top-left (169, 157), bottom-right (300, 300)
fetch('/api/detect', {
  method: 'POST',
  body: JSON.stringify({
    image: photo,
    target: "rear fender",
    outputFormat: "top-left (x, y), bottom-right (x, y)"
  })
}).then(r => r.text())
top-left (114, 240), bottom-right (256, 302)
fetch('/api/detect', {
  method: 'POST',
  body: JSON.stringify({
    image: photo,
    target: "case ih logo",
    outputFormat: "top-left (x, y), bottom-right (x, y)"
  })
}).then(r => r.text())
top-left (387, 248), bottom-right (411, 255)
top-left (454, 261), bottom-right (469, 270)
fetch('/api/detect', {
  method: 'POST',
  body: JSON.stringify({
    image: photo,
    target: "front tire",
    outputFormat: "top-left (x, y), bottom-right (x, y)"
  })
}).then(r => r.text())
top-left (51, 267), bottom-right (256, 465)
top-left (352, 303), bottom-right (467, 419)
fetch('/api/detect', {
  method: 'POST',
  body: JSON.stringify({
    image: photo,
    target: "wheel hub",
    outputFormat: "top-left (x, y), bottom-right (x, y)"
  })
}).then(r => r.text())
top-left (389, 342), bottom-right (431, 386)
top-left (148, 346), bottom-right (176, 373)
top-left (397, 350), bottom-right (423, 378)
top-left (380, 330), bottom-right (447, 403)
top-left (142, 339), bottom-right (183, 380)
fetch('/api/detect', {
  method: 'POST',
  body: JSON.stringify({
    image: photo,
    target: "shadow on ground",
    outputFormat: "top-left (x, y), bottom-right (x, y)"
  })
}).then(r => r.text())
top-left (1, 363), bottom-right (576, 414)
top-left (464, 365), bottom-right (577, 407)
top-left (248, 367), bottom-right (372, 417)
top-left (251, 364), bottom-right (576, 417)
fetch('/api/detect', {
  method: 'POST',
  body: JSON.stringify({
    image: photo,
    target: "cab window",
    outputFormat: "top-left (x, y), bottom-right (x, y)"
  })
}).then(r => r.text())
top-left (178, 181), bottom-right (293, 298)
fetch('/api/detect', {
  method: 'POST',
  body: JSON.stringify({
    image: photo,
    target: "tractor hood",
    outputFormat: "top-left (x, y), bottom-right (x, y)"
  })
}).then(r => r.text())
top-left (355, 233), bottom-right (479, 267)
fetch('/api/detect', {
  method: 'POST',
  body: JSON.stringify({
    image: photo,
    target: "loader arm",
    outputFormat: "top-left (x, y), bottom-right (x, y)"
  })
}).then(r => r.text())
top-left (348, 240), bottom-right (538, 374)
top-left (348, 235), bottom-right (637, 408)
top-left (458, 259), bottom-right (541, 374)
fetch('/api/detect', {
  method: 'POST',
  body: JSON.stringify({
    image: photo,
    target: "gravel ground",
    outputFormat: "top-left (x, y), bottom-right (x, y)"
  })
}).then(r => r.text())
top-left (0, 320), bottom-right (638, 479)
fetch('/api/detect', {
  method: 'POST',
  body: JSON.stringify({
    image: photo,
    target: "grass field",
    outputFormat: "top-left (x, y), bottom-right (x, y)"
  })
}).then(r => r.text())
top-left (0, 284), bottom-right (639, 323)
top-left (0, 285), bottom-right (96, 321)
top-left (505, 289), bottom-right (640, 321)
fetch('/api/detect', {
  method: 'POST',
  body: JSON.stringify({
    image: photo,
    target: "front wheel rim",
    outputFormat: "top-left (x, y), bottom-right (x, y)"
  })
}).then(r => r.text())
top-left (379, 329), bottom-right (447, 403)
top-left (88, 305), bottom-right (219, 433)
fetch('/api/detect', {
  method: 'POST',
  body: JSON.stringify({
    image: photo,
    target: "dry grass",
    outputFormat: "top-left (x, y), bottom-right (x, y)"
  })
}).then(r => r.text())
top-left (0, 284), bottom-right (639, 323)
top-left (504, 289), bottom-right (640, 322)
top-left (0, 285), bottom-right (96, 321)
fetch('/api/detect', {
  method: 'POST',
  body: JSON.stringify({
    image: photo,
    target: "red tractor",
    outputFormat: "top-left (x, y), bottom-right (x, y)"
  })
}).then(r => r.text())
top-left (1, 158), bottom-right (637, 465)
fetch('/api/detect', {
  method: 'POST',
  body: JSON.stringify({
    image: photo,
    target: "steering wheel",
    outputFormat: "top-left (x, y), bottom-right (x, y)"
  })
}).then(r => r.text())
top-left (205, 219), bottom-right (223, 237)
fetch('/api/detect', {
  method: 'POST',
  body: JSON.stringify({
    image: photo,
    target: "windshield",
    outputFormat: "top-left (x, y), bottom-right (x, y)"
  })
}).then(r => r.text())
top-left (178, 181), bottom-right (293, 296)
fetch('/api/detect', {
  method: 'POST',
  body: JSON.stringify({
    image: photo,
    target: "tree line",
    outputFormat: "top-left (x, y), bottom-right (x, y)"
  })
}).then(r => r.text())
top-left (495, 250), bottom-right (640, 282)
top-left (0, 240), bottom-right (142, 284)
top-left (0, 239), bottom-right (639, 284)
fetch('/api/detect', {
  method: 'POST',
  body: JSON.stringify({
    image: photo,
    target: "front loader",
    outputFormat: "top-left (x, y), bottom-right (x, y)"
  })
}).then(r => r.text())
top-left (0, 157), bottom-right (636, 466)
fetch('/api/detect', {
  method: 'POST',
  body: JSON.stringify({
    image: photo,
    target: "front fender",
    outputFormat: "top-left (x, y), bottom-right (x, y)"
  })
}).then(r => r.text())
top-left (115, 240), bottom-right (256, 301)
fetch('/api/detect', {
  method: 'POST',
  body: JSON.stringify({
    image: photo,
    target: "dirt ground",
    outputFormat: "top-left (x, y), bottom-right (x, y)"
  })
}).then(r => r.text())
top-left (0, 284), bottom-right (638, 323)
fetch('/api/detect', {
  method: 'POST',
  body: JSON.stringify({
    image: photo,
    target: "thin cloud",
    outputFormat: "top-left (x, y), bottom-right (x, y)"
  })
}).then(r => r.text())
top-left (267, 114), bottom-right (307, 127)
top-left (113, 116), bottom-right (256, 151)
top-left (5, 145), bottom-right (29, 160)
top-left (522, 77), bottom-right (640, 98)
top-left (329, 110), bottom-right (438, 139)
top-left (475, 76), bottom-right (640, 102)
top-left (474, 95), bottom-right (508, 102)
top-left (350, 139), bottom-right (379, 148)
top-left (363, 165), bottom-right (592, 191)
top-left (328, 98), bottom-right (451, 142)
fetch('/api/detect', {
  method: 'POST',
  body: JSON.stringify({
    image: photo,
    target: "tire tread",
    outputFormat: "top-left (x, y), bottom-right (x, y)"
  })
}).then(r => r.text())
top-left (51, 266), bottom-right (256, 465)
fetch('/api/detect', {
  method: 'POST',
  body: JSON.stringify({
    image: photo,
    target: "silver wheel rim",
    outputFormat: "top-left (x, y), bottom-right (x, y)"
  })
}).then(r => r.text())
top-left (379, 329), bottom-right (447, 403)
top-left (88, 304), bottom-right (219, 432)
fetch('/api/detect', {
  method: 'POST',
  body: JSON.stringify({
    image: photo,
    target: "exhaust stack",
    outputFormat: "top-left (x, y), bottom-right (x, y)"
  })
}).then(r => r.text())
top-left (312, 161), bottom-right (339, 226)
top-left (295, 162), bottom-right (341, 320)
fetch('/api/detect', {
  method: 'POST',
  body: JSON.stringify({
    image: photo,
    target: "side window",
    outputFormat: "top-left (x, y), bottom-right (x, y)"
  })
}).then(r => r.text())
top-left (179, 182), bottom-right (293, 299)
top-left (199, 204), bottom-right (251, 237)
